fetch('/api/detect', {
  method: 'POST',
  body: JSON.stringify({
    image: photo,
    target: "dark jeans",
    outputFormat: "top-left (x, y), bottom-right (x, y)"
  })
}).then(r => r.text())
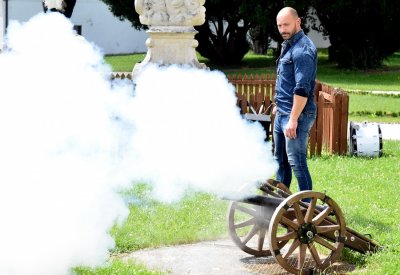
top-left (273, 112), bottom-right (316, 192)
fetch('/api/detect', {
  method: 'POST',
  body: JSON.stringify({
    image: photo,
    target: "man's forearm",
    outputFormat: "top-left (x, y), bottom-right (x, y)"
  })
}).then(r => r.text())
top-left (285, 95), bottom-right (308, 139)
top-left (290, 95), bottom-right (308, 122)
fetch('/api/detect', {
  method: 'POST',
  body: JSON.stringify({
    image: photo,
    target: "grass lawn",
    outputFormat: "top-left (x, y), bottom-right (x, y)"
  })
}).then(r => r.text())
top-left (348, 93), bottom-right (400, 123)
top-left (75, 142), bottom-right (400, 274)
top-left (308, 140), bottom-right (400, 274)
top-left (105, 53), bottom-right (147, 72)
top-left (111, 189), bottom-right (227, 253)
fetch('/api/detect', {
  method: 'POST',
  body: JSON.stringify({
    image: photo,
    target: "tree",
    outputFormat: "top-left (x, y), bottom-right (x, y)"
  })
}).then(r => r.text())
top-left (195, 0), bottom-right (272, 64)
top-left (100, 0), bottom-right (143, 30)
top-left (194, 1), bottom-right (250, 65)
top-left (195, 0), bottom-right (311, 65)
top-left (99, 0), bottom-right (311, 65)
top-left (310, 0), bottom-right (400, 69)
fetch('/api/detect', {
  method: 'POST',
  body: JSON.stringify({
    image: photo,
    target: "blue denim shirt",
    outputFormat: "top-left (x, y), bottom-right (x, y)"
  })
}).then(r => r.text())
top-left (275, 30), bottom-right (317, 115)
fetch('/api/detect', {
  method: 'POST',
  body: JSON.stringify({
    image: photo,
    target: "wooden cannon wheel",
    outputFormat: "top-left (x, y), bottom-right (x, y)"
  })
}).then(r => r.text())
top-left (268, 191), bottom-right (347, 274)
top-left (227, 199), bottom-right (289, 256)
top-left (227, 180), bottom-right (291, 256)
top-left (227, 200), bottom-right (276, 256)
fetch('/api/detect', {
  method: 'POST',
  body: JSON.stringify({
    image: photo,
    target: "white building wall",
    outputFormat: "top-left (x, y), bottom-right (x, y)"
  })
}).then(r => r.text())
top-left (305, 8), bottom-right (330, 48)
top-left (306, 28), bottom-right (330, 48)
top-left (6, 0), bottom-right (148, 54)
top-left (0, 1), bottom-right (4, 50)
top-left (71, 0), bottom-right (148, 54)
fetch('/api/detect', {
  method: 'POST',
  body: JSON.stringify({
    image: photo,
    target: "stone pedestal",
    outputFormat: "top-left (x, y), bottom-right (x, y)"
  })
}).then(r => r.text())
top-left (133, 0), bottom-right (207, 77)
top-left (133, 26), bottom-right (206, 75)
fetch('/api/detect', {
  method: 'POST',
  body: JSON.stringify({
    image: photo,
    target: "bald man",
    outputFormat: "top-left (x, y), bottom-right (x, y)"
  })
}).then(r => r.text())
top-left (273, 7), bottom-right (317, 195)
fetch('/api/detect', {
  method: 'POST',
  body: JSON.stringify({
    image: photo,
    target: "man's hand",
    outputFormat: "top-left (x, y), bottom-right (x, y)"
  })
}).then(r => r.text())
top-left (285, 95), bottom-right (307, 139)
top-left (285, 118), bottom-right (298, 139)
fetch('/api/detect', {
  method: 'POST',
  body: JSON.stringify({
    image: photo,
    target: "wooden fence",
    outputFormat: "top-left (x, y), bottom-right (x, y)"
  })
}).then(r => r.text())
top-left (112, 72), bottom-right (349, 156)
top-left (312, 83), bottom-right (349, 156)
top-left (111, 72), bottom-right (133, 80)
top-left (228, 74), bottom-right (349, 156)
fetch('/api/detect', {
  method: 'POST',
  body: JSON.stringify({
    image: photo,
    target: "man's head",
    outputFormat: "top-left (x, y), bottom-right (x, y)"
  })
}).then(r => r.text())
top-left (276, 7), bottom-right (301, 40)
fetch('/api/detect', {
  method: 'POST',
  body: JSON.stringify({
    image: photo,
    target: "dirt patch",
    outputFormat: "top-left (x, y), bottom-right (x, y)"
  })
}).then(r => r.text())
top-left (119, 239), bottom-right (356, 274)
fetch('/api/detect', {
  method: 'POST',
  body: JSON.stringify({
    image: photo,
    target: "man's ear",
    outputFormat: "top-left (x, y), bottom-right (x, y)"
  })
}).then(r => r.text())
top-left (296, 17), bottom-right (301, 27)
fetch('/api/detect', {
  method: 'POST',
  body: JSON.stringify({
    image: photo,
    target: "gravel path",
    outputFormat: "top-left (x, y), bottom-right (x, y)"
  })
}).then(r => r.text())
top-left (379, 123), bottom-right (400, 140)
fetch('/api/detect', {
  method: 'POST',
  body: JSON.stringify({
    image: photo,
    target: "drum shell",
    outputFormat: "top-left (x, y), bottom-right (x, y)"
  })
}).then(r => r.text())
top-left (348, 121), bottom-right (383, 157)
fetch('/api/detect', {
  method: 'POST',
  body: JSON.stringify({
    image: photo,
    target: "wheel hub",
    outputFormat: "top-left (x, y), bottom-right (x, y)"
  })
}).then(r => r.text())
top-left (298, 223), bottom-right (317, 244)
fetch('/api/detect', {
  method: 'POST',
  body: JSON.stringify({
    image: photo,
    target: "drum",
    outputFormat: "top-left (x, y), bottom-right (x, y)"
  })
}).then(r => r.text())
top-left (244, 113), bottom-right (271, 141)
top-left (348, 121), bottom-right (383, 157)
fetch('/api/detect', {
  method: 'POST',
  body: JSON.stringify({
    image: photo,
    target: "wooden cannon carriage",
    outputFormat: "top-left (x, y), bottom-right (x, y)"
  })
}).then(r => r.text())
top-left (227, 179), bottom-right (380, 274)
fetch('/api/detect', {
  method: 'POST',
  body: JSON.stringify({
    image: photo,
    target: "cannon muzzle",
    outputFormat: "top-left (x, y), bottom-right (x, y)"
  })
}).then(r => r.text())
top-left (236, 194), bottom-right (284, 209)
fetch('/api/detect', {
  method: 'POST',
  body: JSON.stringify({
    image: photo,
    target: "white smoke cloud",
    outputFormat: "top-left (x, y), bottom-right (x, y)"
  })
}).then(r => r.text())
top-left (0, 11), bottom-right (277, 275)
top-left (130, 65), bottom-right (277, 202)
top-left (0, 13), bottom-right (135, 275)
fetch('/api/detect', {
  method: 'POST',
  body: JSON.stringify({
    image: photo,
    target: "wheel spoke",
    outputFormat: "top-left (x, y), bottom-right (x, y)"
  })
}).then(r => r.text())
top-left (281, 216), bottom-right (300, 230)
top-left (267, 192), bottom-right (345, 275)
top-left (234, 217), bottom-right (256, 229)
top-left (304, 197), bottom-right (317, 223)
top-left (276, 230), bottom-right (297, 242)
top-left (293, 202), bottom-right (305, 224)
top-left (258, 226), bottom-right (267, 251)
top-left (242, 224), bottom-right (259, 245)
top-left (277, 183), bottom-right (292, 195)
top-left (263, 189), bottom-right (281, 198)
top-left (284, 239), bottom-right (300, 259)
top-left (312, 206), bottom-right (333, 225)
top-left (314, 235), bottom-right (336, 251)
top-left (298, 244), bottom-right (307, 270)
top-left (308, 243), bottom-right (322, 267)
top-left (316, 224), bottom-right (340, 234)
top-left (236, 204), bottom-right (257, 216)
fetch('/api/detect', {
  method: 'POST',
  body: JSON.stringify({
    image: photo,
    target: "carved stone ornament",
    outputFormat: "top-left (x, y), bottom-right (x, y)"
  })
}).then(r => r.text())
top-left (42, 0), bottom-right (65, 12)
top-left (135, 0), bottom-right (206, 26)
top-left (42, 0), bottom-right (76, 18)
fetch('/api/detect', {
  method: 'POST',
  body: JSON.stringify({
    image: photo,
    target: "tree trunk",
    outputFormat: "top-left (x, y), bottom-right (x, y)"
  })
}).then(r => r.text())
top-left (249, 26), bottom-right (268, 55)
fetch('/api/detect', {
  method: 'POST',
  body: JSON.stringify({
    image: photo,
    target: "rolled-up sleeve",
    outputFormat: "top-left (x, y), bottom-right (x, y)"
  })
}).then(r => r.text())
top-left (293, 46), bottom-right (316, 97)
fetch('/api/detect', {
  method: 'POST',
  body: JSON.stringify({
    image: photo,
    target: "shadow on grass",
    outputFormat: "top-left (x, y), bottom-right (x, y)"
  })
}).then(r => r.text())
top-left (342, 213), bottom-right (391, 266)
top-left (341, 247), bottom-right (369, 267)
top-left (348, 208), bottom-right (395, 236)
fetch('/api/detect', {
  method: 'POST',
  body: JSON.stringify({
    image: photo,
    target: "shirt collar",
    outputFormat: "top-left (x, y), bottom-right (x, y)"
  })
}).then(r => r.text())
top-left (279, 30), bottom-right (304, 58)
top-left (284, 30), bottom-right (304, 47)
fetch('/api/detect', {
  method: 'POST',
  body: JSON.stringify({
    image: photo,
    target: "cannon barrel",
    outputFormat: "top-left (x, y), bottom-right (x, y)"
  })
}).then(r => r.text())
top-left (233, 192), bottom-right (329, 213)
top-left (236, 194), bottom-right (285, 209)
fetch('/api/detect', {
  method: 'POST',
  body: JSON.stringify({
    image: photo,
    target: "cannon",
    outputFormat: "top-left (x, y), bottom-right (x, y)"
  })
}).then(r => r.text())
top-left (226, 179), bottom-right (380, 274)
